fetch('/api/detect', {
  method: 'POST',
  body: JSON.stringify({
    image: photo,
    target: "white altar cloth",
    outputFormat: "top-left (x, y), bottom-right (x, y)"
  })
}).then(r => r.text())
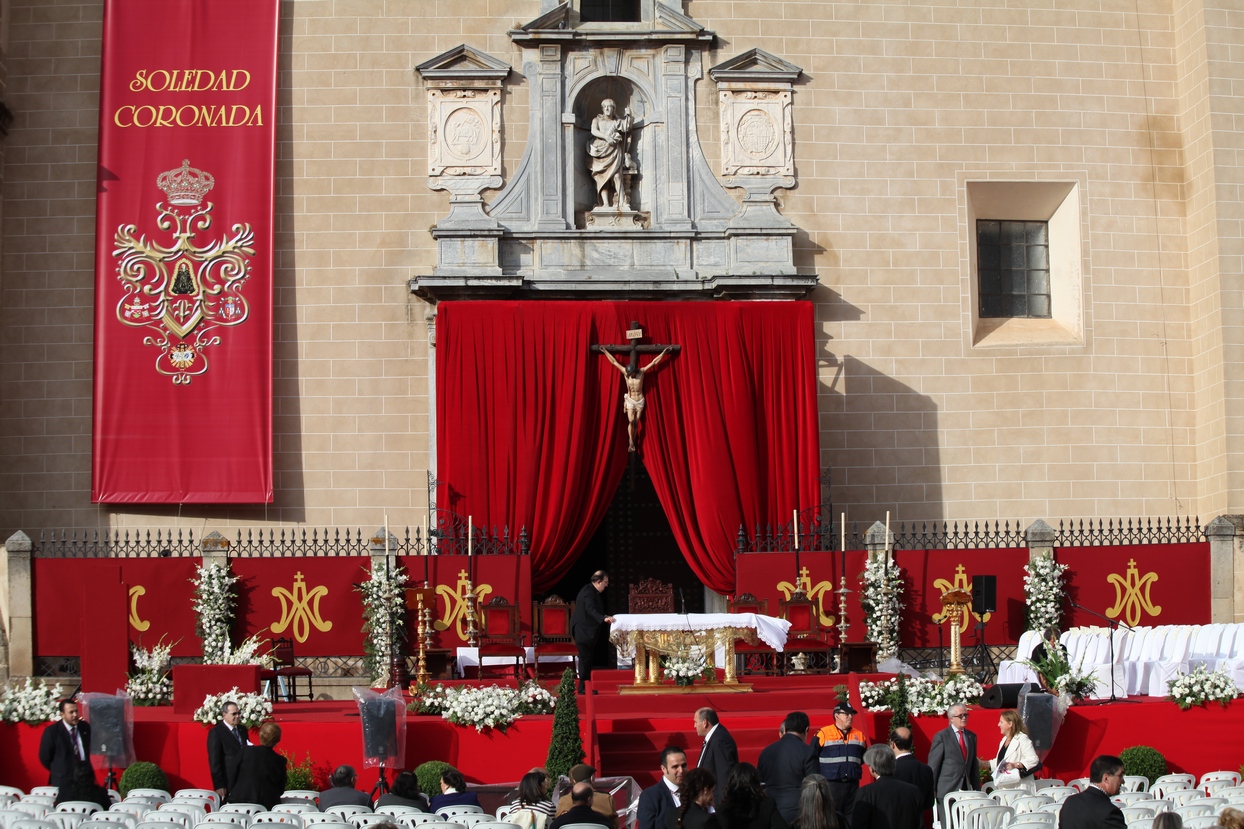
top-left (609, 612), bottom-right (791, 655)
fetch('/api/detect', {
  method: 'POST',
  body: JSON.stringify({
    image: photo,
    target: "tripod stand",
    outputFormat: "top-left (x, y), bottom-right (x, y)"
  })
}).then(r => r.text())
top-left (968, 617), bottom-right (996, 684)
top-left (369, 762), bottom-right (391, 799)
top-left (1069, 602), bottom-right (1138, 704)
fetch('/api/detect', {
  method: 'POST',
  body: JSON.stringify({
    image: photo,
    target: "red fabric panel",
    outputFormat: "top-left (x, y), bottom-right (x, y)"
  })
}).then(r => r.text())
top-left (80, 566), bottom-right (129, 693)
top-left (34, 558), bottom-right (201, 657)
top-left (92, 0), bottom-right (277, 502)
top-left (436, 301), bottom-right (821, 594)
top-left (398, 554), bottom-right (531, 648)
top-left (171, 665), bottom-right (261, 713)
top-left (231, 558), bottom-right (369, 656)
top-left (1061, 543), bottom-right (1210, 628)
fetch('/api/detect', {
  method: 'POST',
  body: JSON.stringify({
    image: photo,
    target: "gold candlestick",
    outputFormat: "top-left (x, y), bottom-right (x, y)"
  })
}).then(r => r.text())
top-left (414, 588), bottom-right (430, 687)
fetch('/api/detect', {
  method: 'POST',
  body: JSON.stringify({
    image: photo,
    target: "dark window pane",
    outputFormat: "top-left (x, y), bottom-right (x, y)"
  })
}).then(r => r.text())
top-left (1028, 245), bottom-right (1048, 269)
top-left (1029, 295), bottom-right (1051, 317)
top-left (978, 220), bottom-right (1000, 243)
top-left (1005, 269), bottom-right (1026, 295)
top-left (1005, 245), bottom-right (1026, 268)
top-left (981, 295), bottom-right (1007, 317)
top-left (979, 244), bottom-right (1000, 269)
top-left (1009, 295), bottom-right (1028, 316)
top-left (977, 219), bottom-right (1053, 319)
top-left (1028, 269), bottom-right (1050, 294)
top-left (581, 0), bottom-right (640, 21)
top-left (1002, 222), bottom-right (1025, 246)
top-left (980, 269), bottom-right (1001, 295)
top-left (1026, 222), bottom-right (1048, 244)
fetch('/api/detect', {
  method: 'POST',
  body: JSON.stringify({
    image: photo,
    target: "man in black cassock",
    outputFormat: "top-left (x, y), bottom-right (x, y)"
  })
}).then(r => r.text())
top-left (569, 570), bottom-right (615, 694)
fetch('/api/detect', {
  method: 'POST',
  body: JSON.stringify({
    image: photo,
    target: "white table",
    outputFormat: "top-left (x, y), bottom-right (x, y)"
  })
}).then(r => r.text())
top-left (609, 612), bottom-right (790, 686)
top-left (454, 646), bottom-right (573, 677)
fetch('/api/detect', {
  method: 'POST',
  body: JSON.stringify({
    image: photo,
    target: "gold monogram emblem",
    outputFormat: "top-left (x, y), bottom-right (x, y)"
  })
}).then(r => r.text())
top-left (932, 564), bottom-right (991, 631)
top-left (1105, 559), bottom-right (1161, 627)
top-left (776, 567), bottom-right (836, 627)
top-left (271, 572), bottom-right (333, 643)
top-left (113, 159), bottom-right (255, 384)
top-left (128, 585), bottom-right (151, 632)
top-left (434, 570), bottom-right (492, 641)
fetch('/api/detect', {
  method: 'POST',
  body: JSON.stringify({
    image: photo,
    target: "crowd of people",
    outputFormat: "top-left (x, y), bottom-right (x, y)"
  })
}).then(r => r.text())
top-left (35, 696), bottom-right (1242, 829)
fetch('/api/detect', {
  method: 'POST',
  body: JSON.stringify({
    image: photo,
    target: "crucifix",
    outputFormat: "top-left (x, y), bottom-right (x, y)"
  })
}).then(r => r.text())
top-left (591, 321), bottom-right (681, 452)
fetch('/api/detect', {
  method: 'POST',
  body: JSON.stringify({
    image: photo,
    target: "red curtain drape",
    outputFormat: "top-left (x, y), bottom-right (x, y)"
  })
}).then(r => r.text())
top-left (435, 301), bottom-right (820, 594)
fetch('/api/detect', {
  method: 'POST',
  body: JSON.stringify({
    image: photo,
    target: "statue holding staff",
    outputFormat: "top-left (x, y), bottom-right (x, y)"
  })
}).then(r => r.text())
top-left (587, 98), bottom-right (634, 210)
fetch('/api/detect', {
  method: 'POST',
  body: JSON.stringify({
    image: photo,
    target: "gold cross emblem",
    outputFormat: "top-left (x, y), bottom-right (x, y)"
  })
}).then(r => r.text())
top-left (931, 564), bottom-right (991, 631)
top-left (271, 572), bottom-right (333, 643)
top-left (776, 567), bottom-right (837, 627)
top-left (434, 570), bottom-right (493, 641)
top-left (1105, 559), bottom-right (1161, 627)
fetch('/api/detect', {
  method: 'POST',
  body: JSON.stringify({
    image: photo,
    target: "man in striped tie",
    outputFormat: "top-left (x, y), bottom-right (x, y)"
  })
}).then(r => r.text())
top-left (39, 699), bottom-right (92, 787)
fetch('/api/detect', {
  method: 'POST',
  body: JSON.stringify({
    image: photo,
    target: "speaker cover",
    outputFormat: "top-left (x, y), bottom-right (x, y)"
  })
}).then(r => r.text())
top-left (980, 683), bottom-right (1026, 709)
top-left (970, 575), bottom-right (997, 614)
top-left (352, 686), bottom-right (406, 767)
top-left (79, 692), bottom-right (135, 768)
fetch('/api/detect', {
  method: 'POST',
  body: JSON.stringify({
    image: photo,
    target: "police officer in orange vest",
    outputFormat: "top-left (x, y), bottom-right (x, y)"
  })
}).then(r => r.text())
top-left (813, 700), bottom-right (868, 821)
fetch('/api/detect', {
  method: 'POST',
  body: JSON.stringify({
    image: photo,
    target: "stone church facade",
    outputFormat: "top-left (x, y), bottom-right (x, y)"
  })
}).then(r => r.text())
top-left (1, 0), bottom-right (1242, 547)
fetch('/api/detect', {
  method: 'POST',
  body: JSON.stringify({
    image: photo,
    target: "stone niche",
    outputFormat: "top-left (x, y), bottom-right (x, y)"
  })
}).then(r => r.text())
top-left (412, 1), bottom-right (812, 300)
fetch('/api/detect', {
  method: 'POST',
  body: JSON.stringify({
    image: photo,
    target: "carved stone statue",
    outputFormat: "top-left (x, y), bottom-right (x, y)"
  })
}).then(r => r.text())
top-left (587, 98), bottom-right (635, 210)
top-left (601, 345), bottom-right (672, 451)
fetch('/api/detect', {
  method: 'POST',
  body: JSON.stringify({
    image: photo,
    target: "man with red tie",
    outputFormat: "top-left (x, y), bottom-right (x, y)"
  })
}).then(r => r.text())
top-left (39, 699), bottom-right (92, 787)
top-left (927, 703), bottom-right (979, 828)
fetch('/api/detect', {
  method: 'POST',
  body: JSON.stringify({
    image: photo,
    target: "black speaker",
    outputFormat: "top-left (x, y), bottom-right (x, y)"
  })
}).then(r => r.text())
top-left (359, 696), bottom-right (398, 763)
top-left (971, 575), bottom-right (997, 614)
top-left (1022, 692), bottom-right (1057, 751)
top-left (979, 683), bottom-right (1026, 709)
top-left (88, 696), bottom-right (129, 764)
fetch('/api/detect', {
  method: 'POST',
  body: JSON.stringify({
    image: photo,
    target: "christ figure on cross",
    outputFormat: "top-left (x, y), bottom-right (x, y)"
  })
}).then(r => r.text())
top-left (599, 345), bottom-right (673, 452)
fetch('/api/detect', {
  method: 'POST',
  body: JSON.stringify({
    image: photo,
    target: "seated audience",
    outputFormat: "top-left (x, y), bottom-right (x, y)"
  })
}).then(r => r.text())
top-left (667, 768), bottom-right (719, 829)
top-left (717, 763), bottom-right (786, 829)
top-left (54, 762), bottom-right (111, 811)
top-left (376, 770), bottom-right (429, 811)
top-left (319, 764), bottom-right (373, 811)
top-left (229, 722), bottom-right (288, 810)
top-left (550, 782), bottom-right (611, 829)
top-left (430, 767), bottom-right (482, 811)
top-left (1218, 808), bottom-right (1244, 829)
top-left (507, 769), bottom-right (555, 829)
top-left (791, 775), bottom-right (840, 829)
top-left (1152, 813), bottom-right (1183, 829)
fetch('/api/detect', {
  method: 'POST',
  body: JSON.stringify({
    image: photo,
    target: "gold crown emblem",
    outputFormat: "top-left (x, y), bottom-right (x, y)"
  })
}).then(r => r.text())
top-left (156, 159), bottom-right (215, 206)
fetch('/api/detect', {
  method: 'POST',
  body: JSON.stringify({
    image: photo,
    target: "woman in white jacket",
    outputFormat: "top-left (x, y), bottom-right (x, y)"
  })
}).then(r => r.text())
top-left (989, 709), bottom-right (1040, 790)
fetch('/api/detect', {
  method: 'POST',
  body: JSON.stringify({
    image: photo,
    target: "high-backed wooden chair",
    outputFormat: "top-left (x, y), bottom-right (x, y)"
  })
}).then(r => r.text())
top-left (780, 593), bottom-right (833, 674)
top-left (260, 637), bottom-right (314, 702)
top-left (729, 593), bottom-right (778, 675)
top-left (532, 595), bottom-right (578, 676)
top-left (628, 578), bottom-right (675, 613)
top-left (478, 596), bottom-right (526, 679)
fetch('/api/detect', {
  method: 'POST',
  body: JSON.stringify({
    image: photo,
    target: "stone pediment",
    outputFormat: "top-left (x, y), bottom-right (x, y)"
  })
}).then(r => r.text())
top-left (415, 45), bottom-right (511, 82)
top-left (709, 49), bottom-right (802, 84)
top-left (511, 1), bottom-right (711, 45)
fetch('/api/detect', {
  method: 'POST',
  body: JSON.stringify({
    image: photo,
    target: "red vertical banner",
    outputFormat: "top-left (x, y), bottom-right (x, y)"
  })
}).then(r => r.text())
top-left (92, 0), bottom-right (277, 503)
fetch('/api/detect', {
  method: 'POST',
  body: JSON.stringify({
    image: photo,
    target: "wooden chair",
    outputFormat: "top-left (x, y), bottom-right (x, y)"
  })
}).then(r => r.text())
top-left (260, 637), bottom-right (314, 702)
top-left (728, 593), bottom-right (778, 675)
top-left (780, 593), bottom-right (833, 674)
top-left (478, 596), bottom-right (526, 679)
top-left (628, 578), bottom-right (674, 613)
top-left (532, 596), bottom-right (578, 677)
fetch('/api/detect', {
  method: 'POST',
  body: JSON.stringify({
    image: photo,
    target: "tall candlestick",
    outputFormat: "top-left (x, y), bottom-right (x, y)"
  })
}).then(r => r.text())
top-left (468, 516), bottom-right (473, 556)
top-left (793, 509), bottom-right (799, 549)
top-left (840, 512), bottom-right (846, 582)
top-left (384, 513), bottom-right (390, 556)
top-left (792, 508), bottom-right (801, 593)
top-left (422, 515), bottom-right (430, 584)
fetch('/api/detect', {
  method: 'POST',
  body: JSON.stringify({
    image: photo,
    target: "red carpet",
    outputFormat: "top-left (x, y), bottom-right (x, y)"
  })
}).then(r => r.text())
top-left (3, 674), bottom-right (1240, 794)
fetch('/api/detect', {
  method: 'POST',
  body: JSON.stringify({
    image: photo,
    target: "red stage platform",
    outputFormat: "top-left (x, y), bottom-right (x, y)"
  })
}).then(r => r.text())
top-left (2, 674), bottom-right (1239, 794)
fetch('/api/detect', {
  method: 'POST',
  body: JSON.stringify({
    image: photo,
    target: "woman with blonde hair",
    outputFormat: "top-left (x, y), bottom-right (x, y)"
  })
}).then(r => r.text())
top-left (989, 710), bottom-right (1039, 790)
top-left (1218, 807), bottom-right (1244, 829)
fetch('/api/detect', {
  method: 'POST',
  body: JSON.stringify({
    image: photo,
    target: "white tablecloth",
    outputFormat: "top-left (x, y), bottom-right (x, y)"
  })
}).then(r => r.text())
top-left (454, 646), bottom-right (572, 677)
top-left (609, 612), bottom-right (790, 656)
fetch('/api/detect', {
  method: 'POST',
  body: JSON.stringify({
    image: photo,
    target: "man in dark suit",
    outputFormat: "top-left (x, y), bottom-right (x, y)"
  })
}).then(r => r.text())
top-left (569, 570), bottom-right (615, 694)
top-left (926, 704), bottom-right (979, 827)
top-left (756, 712), bottom-right (819, 825)
top-left (694, 707), bottom-right (738, 805)
top-left (889, 727), bottom-right (934, 824)
top-left (39, 699), bottom-right (91, 787)
top-left (1058, 755), bottom-right (1126, 829)
top-left (852, 745), bottom-right (924, 829)
top-left (638, 747), bottom-right (687, 829)
top-left (318, 765), bottom-right (373, 810)
top-left (550, 783), bottom-right (612, 829)
top-left (207, 700), bottom-right (249, 801)
top-left (554, 764), bottom-right (618, 828)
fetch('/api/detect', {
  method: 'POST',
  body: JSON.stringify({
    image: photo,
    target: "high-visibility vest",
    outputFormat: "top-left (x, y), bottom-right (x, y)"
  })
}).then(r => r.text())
top-left (814, 725), bottom-right (867, 782)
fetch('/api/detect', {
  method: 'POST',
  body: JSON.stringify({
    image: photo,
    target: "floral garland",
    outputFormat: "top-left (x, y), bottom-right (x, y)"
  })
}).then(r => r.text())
top-left (0, 677), bottom-right (63, 724)
top-left (412, 680), bottom-right (554, 733)
top-left (860, 555), bottom-right (904, 659)
top-left (127, 641), bottom-right (173, 706)
top-left (193, 687), bottom-right (273, 729)
top-left (192, 561), bottom-right (238, 663)
top-left (357, 560), bottom-right (409, 686)
top-left (859, 674), bottom-right (983, 717)
top-left (1023, 556), bottom-right (1068, 633)
top-left (1168, 665), bottom-right (1238, 710)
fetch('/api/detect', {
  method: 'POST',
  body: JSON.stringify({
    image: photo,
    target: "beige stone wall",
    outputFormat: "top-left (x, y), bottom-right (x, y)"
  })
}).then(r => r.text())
top-left (2, 0), bottom-right (1243, 536)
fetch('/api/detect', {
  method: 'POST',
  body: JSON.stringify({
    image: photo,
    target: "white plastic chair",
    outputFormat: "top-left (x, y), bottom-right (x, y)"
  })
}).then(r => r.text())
top-left (220, 807), bottom-right (265, 820)
top-left (962, 804), bottom-right (1012, 829)
top-left (1122, 775), bottom-right (1151, 793)
top-left (94, 815), bottom-right (136, 829)
top-left (11, 819), bottom-right (59, 829)
top-left (132, 822), bottom-right (182, 829)
top-left (435, 810), bottom-right (481, 821)
top-left (1183, 816), bottom-right (1223, 829)
top-left (397, 817), bottom-right (442, 829)
top-left (323, 809), bottom-right (370, 822)
top-left (55, 807), bottom-right (102, 818)
top-left (279, 796), bottom-right (318, 807)
top-left (46, 814), bottom-right (83, 829)
top-left (1188, 624), bottom-right (1225, 671)
top-left (201, 815), bottom-right (248, 829)
top-left (449, 818), bottom-right (494, 828)
top-left (107, 808), bottom-right (150, 823)
top-left (10, 806), bottom-right (49, 820)
top-left (949, 796), bottom-right (996, 829)
top-left (1152, 775), bottom-right (1195, 799)
top-left (1215, 786), bottom-right (1244, 800)
top-left (124, 796), bottom-right (168, 808)
top-left (300, 818), bottom-right (345, 827)
top-left (160, 806), bottom-right (204, 826)
top-left (271, 807), bottom-right (316, 817)
top-left (1032, 802), bottom-right (1062, 816)
top-left (1128, 820), bottom-right (1155, 829)
top-left (0, 812), bottom-right (36, 829)
top-left (79, 820), bottom-right (130, 829)
top-left (1008, 819), bottom-right (1055, 829)
top-left (1066, 778), bottom-right (1090, 792)
top-left (28, 794), bottom-right (58, 802)
top-left (1010, 795), bottom-right (1053, 814)
top-left (0, 794), bottom-right (25, 804)
top-left (1111, 792), bottom-right (1152, 807)
top-left (175, 792), bottom-right (219, 813)
top-left (20, 802), bottom-right (54, 811)
top-left (1040, 787), bottom-right (1076, 802)
top-left (251, 815), bottom-right (303, 828)
top-left (1148, 626), bottom-right (1193, 696)
top-left (414, 823), bottom-right (468, 829)
top-left (1175, 802), bottom-right (1218, 819)
top-left (1120, 805), bottom-right (1156, 823)
top-left (1168, 790), bottom-right (1208, 807)
top-left (349, 818), bottom-right (395, 829)
top-left (989, 790), bottom-right (1026, 808)
top-left (372, 809), bottom-right (420, 819)
top-left (1199, 771), bottom-right (1242, 790)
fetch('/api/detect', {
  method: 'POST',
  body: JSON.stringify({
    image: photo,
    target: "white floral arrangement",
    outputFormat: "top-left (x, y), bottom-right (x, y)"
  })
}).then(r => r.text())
top-left (357, 561), bottom-right (409, 686)
top-left (215, 633), bottom-right (274, 667)
top-left (192, 561), bottom-right (238, 663)
top-left (1168, 665), bottom-right (1239, 710)
top-left (126, 641), bottom-right (173, 706)
top-left (414, 680), bottom-right (554, 733)
top-left (861, 555), bottom-right (904, 659)
top-left (662, 648), bottom-right (709, 686)
top-left (193, 687), bottom-right (273, 729)
top-left (1023, 556), bottom-right (1068, 634)
top-left (1, 677), bottom-right (64, 724)
top-left (858, 674), bottom-right (983, 717)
